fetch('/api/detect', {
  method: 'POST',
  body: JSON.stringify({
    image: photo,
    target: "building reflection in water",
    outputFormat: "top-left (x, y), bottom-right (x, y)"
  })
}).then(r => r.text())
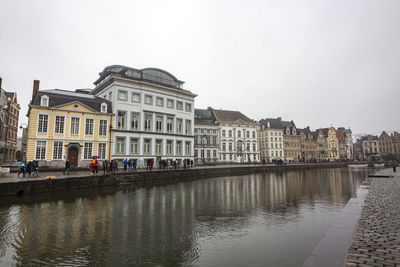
top-left (0, 168), bottom-right (367, 266)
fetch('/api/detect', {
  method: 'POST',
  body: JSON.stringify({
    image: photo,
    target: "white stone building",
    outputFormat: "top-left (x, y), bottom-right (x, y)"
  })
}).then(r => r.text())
top-left (91, 65), bottom-right (196, 166)
top-left (194, 108), bottom-right (220, 163)
top-left (259, 118), bottom-right (285, 162)
top-left (211, 108), bottom-right (260, 163)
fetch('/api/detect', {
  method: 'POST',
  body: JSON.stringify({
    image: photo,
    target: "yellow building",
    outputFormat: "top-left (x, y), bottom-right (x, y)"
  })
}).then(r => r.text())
top-left (26, 80), bottom-right (113, 167)
top-left (327, 126), bottom-right (339, 160)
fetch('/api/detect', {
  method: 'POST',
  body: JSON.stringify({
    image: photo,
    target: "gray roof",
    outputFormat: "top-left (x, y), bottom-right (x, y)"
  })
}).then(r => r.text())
top-left (259, 118), bottom-right (284, 129)
top-left (32, 89), bottom-right (112, 112)
top-left (94, 65), bottom-right (185, 89)
top-left (211, 108), bottom-right (255, 124)
top-left (5, 92), bottom-right (15, 99)
top-left (195, 108), bottom-right (218, 125)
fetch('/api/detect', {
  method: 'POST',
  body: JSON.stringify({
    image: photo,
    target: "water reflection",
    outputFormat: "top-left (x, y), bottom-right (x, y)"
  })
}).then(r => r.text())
top-left (0, 168), bottom-right (367, 266)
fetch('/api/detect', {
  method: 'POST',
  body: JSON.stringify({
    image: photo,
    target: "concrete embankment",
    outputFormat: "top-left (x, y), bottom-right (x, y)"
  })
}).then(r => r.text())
top-left (0, 163), bottom-right (347, 197)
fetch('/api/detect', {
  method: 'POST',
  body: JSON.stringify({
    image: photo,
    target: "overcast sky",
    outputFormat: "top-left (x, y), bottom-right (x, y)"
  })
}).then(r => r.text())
top-left (1, 0), bottom-right (399, 136)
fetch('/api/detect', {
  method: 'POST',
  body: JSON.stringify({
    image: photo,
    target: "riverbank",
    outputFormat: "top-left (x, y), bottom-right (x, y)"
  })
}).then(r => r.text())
top-left (344, 168), bottom-right (400, 267)
top-left (0, 163), bottom-right (347, 197)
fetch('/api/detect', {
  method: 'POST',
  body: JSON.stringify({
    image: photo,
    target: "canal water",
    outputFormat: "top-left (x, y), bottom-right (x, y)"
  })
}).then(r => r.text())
top-left (0, 167), bottom-right (367, 266)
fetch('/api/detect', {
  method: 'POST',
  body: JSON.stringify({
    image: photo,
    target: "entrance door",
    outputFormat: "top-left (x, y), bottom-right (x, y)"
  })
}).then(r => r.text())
top-left (68, 147), bottom-right (79, 168)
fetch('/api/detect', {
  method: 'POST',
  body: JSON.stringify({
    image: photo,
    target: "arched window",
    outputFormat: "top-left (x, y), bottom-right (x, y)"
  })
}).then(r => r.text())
top-left (228, 130), bottom-right (232, 137)
top-left (252, 131), bottom-right (256, 138)
top-left (246, 131), bottom-right (250, 138)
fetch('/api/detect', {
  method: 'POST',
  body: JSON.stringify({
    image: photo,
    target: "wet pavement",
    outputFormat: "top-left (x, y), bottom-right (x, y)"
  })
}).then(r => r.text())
top-left (344, 168), bottom-right (400, 267)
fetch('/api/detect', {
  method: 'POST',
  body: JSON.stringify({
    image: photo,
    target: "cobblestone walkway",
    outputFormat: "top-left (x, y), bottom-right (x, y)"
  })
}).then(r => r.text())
top-left (345, 168), bottom-right (400, 267)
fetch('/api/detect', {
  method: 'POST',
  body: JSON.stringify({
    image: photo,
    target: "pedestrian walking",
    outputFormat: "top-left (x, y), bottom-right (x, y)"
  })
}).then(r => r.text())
top-left (123, 158), bottom-right (128, 172)
top-left (17, 160), bottom-right (26, 178)
top-left (63, 160), bottom-right (71, 175)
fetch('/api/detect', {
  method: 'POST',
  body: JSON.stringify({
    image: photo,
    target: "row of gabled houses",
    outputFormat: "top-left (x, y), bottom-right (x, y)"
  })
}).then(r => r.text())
top-left (194, 107), bottom-right (353, 164)
top-left (2, 65), bottom-right (354, 167)
top-left (353, 132), bottom-right (400, 161)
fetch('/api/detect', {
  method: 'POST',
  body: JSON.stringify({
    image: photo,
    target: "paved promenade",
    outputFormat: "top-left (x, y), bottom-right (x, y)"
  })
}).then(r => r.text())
top-left (344, 168), bottom-right (400, 267)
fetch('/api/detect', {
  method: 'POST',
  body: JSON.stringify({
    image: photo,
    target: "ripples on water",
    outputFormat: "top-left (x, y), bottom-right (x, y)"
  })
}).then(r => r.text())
top-left (0, 168), bottom-right (367, 266)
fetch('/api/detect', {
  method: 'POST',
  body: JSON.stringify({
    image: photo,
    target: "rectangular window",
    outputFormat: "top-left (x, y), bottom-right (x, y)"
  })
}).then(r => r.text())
top-left (207, 150), bottom-right (211, 158)
top-left (156, 140), bottom-right (162, 155)
top-left (54, 116), bottom-right (65, 134)
top-left (185, 120), bottom-right (191, 135)
top-left (144, 139), bottom-right (151, 154)
top-left (167, 117), bottom-right (173, 133)
top-left (118, 90), bottom-right (128, 101)
top-left (167, 140), bottom-right (173, 155)
top-left (144, 113), bottom-right (152, 131)
top-left (85, 119), bottom-right (94, 135)
top-left (156, 115), bottom-right (163, 132)
top-left (53, 141), bottom-right (63, 160)
top-left (145, 95), bottom-right (153, 105)
top-left (176, 141), bottom-right (182, 155)
top-left (229, 143), bottom-right (232, 151)
top-left (116, 137), bottom-right (125, 154)
top-left (84, 143), bottom-right (93, 159)
top-left (35, 141), bottom-right (46, 160)
top-left (130, 138), bottom-right (138, 154)
top-left (132, 92), bottom-right (141, 103)
top-left (253, 143), bottom-right (256, 152)
top-left (98, 143), bottom-right (106, 159)
top-left (38, 114), bottom-right (48, 133)
top-left (176, 119), bottom-right (183, 134)
top-left (213, 150), bottom-right (217, 158)
top-left (117, 111), bottom-right (126, 130)
top-left (99, 120), bottom-right (107, 136)
top-left (185, 103), bottom-right (192, 112)
top-left (131, 112), bottom-right (140, 130)
top-left (109, 92), bottom-right (112, 100)
top-left (185, 141), bottom-right (191, 155)
top-left (167, 99), bottom-right (174, 108)
top-left (156, 97), bottom-right (164, 107)
top-left (176, 101), bottom-right (183, 110)
top-left (70, 117), bottom-right (80, 135)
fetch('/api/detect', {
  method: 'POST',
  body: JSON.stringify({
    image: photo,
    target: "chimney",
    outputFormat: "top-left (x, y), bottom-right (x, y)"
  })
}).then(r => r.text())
top-left (277, 117), bottom-right (282, 122)
top-left (32, 80), bottom-right (40, 100)
top-left (267, 121), bottom-right (270, 128)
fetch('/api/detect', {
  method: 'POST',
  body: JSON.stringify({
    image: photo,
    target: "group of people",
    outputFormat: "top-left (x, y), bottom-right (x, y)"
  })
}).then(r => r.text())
top-left (157, 159), bottom-right (193, 169)
top-left (17, 160), bottom-right (39, 178)
top-left (122, 158), bottom-right (138, 172)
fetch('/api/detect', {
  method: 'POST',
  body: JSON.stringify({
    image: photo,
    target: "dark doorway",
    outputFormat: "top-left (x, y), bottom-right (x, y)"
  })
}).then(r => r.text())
top-left (68, 147), bottom-right (79, 168)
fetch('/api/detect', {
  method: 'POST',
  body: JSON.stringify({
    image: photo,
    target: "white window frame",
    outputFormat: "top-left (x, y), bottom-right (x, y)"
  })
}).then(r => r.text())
top-left (99, 119), bottom-right (108, 136)
top-left (98, 143), bottom-right (106, 159)
top-left (37, 114), bottom-right (49, 133)
top-left (84, 142), bottom-right (93, 159)
top-left (70, 117), bottom-right (80, 135)
top-left (185, 103), bottom-right (192, 112)
top-left (101, 103), bottom-right (108, 113)
top-left (131, 112), bottom-right (140, 131)
top-left (145, 95), bottom-right (153, 105)
top-left (117, 111), bottom-right (126, 130)
top-left (167, 99), bottom-right (174, 109)
top-left (156, 97), bottom-right (164, 107)
top-left (85, 118), bottom-right (94, 135)
top-left (53, 141), bottom-right (63, 160)
top-left (116, 137), bottom-right (125, 154)
top-left (118, 90), bottom-right (128, 101)
top-left (176, 101), bottom-right (183, 110)
top-left (130, 138), bottom-right (139, 154)
top-left (40, 95), bottom-right (49, 107)
top-left (54, 115), bottom-right (65, 134)
top-left (35, 140), bottom-right (46, 160)
top-left (144, 139), bottom-right (151, 154)
top-left (132, 92), bottom-right (141, 103)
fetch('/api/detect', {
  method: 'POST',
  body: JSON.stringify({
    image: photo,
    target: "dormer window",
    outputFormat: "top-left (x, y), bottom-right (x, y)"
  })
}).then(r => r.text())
top-left (41, 95), bottom-right (49, 107)
top-left (101, 103), bottom-right (107, 113)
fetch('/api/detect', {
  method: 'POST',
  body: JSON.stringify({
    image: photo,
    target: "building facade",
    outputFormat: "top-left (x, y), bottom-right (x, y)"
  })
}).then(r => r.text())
top-left (314, 129), bottom-right (328, 161)
top-left (299, 127), bottom-right (317, 161)
top-left (194, 108), bottom-right (220, 163)
top-left (212, 109), bottom-right (260, 163)
top-left (26, 80), bottom-right (113, 167)
top-left (326, 127), bottom-right (339, 160)
top-left (378, 131), bottom-right (394, 160)
top-left (0, 77), bottom-right (20, 163)
top-left (361, 135), bottom-right (379, 160)
top-left (282, 120), bottom-right (301, 162)
top-left (91, 65), bottom-right (196, 166)
top-left (259, 118), bottom-right (284, 162)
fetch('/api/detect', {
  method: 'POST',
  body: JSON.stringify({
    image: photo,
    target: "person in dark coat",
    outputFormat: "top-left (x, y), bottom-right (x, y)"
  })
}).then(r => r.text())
top-left (63, 160), bottom-right (71, 175)
top-left (17, 160), bottom-right (26, 178)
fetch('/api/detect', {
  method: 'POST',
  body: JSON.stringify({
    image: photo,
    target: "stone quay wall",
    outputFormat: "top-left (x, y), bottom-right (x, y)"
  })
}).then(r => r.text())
top-left (0, 163), bottom-right (347, 197)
